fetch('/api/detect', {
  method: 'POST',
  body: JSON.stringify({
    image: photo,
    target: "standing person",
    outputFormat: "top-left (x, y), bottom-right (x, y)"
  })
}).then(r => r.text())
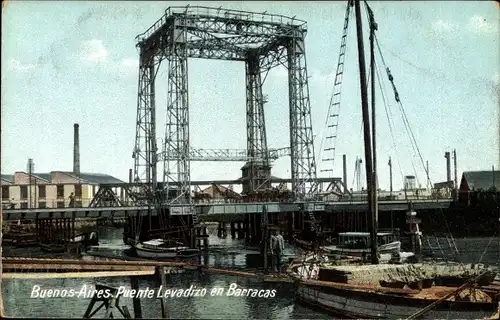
top-left (270, 230), bottom-right (285, 275)
top-left (68, 192), bottom-right (75, 207)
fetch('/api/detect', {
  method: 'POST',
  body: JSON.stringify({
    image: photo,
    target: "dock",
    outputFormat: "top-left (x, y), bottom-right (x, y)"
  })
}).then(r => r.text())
top-left (1, 257), bottom-right (295, 283)
top-left (2, 199), bottom-right (452, 220)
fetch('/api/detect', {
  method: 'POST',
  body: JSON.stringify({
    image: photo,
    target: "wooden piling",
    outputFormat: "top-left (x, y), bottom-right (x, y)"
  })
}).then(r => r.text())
top-left (202, 227), bottom-right (208, 249)
top-left (244, 214), bottom-right (250, 243)
top-left (156, 267), bottom-right (168, 319)
top-left (129, 276), bottom-right (142, 318)
top-left (230, 222), bottom-right (236, 239)
top-left (237, 222), bottom-right (245, 239)
top-left (263, 227), bottom-right (269, 273)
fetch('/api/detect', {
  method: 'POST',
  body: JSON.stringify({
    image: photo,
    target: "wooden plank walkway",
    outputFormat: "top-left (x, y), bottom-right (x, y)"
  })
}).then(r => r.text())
top-left (1, 257), bottom-right (296, 283)
top-left (3, 270), bottom-right (155, 279)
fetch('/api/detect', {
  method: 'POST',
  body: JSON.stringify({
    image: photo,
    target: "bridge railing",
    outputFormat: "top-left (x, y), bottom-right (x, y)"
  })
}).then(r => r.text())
top-left (1, 198), bottom-right (140, 210)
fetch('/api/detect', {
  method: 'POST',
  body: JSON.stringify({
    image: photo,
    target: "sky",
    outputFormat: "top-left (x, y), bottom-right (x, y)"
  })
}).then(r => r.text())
top-left (1, 1), bottom-right (499, 193)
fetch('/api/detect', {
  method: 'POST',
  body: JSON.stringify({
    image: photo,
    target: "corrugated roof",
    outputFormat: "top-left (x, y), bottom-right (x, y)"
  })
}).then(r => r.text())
top-left (33, 173), bottom-right (51, 182)
top-left (75, 172), bottom-right (125, 184)
top-left (1, 171), bottom-right (124, 185)
top-left (462, 171), bottom-right (500, 191)
top-left (1, 174), bottom-right (13, 183)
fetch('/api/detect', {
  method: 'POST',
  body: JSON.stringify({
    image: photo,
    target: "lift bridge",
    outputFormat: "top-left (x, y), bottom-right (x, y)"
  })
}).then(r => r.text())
top-left (2, 6), bottom-right (454, 222)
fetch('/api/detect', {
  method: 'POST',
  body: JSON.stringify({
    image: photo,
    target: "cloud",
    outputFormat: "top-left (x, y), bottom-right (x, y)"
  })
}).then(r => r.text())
top-left (6, 58), bottom-right (38, 72)
top-left (431, 20), bottom-right (458, 33)
top-left (467, 15), bottom-right (498, 35)
top-left (80, 39), bottom-right (108, 62)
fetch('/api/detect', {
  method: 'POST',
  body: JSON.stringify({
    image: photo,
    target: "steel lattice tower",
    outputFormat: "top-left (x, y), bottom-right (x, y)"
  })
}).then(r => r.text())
top-left (133, 6), bottom-right (318, 203)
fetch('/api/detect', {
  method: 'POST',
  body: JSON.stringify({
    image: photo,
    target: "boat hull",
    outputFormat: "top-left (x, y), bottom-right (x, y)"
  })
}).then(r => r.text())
top-left (40, 244), bottom-right (67, 254)
top-left (134, 246), bottom-right (200, 260)
top-left (295, 282), bottom-right (496, 319)
top-left (135, 248), bottom-right (178, 259)
top-left (322, 241), bottom-right (401, 256)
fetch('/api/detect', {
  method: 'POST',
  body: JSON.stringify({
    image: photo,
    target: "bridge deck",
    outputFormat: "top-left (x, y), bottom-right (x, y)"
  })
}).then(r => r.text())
top-left (1, 200), bottom-right (452, 220)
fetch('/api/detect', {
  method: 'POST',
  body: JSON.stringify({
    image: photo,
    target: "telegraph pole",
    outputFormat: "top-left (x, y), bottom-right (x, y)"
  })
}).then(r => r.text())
top-left (389, 157), bottom-right (393, 199)
top-left (27, 158), bottom-right (34, 209)
top-left (453, 149), bottom-right (458, 201)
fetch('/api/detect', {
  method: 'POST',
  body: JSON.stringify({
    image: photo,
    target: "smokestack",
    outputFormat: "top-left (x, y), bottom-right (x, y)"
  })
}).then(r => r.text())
top-left (73, 123), bottom-right (80, 175)
top-left (129, 169), bottom-right (133, 184)
top-left (342, 154), bottom-right (348, 192)
top-left (453, 149), bottom-right (458, 191)
top-left (445, 151), bottom-right (451, 182)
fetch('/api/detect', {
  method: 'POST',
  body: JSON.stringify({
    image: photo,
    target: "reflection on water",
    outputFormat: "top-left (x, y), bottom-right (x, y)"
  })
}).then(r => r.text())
top-left (2, 226), bottom-right (499, 319)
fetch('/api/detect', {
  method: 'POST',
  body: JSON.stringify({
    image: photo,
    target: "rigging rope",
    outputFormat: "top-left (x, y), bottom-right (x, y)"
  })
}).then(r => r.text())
top-left (374, 36), bottom-right (429, 186)
top-left (372, 33), bottom-right (462, 264)
top-left (374, 58), bottom-right (405, 186)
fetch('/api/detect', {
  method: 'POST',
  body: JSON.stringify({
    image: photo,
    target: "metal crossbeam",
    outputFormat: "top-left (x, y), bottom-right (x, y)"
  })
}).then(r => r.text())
top-left (157, 147), bottom-right (290, 162)
top-left (133, 6), bottom-right (318, 205)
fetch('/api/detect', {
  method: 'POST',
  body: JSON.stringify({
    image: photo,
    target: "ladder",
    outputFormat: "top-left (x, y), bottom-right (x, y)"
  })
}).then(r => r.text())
top-left (425, 235), bottom-right (458, 261)
top-left (192, 210), bottom-right (199, 225)
top-left (320, 1), bottom-right (353, 175)
top-left (425, 236), bottom-right (445, 258)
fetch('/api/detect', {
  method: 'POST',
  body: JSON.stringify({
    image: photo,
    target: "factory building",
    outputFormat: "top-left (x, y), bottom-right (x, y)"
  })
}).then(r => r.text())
top-left (0, 171), bottom-right (124, 209)
top-left (1, 123), bottom-right (124, 209)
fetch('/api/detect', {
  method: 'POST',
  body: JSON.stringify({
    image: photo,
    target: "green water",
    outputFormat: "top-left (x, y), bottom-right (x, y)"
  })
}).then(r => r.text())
top-left (2, 227), bottom-right (499, 319)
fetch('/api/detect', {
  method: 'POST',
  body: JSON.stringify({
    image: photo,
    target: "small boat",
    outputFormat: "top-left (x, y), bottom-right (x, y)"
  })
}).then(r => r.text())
top-left (40, 243), bottom-right (67, 253)
top-left (133, 239), bottom-right (199, 259)
top-left (67, 232), bottom-right (99, 246)
top-left (321, 231), bottom-right (402, 257)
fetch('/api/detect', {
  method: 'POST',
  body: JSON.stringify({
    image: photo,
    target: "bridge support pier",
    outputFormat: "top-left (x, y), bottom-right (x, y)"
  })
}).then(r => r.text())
top-left (237, 222), bottom-right (245, 239)
top-left (230, 222), bottom-right (236, 239)
top-left (156, 267), bottom-right (168, 319)
top-left (287, 212), bottom-right (294, 241)
top-left (37, 217), bottom-right (75, 251)
top-left (217, 222), bottom-right (227, 238)
top-left (130, 276), bottom-right (142, 319)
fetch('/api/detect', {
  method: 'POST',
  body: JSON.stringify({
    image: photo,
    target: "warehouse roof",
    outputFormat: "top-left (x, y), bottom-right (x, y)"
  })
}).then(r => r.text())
top-left (460, 170), bottom-right (500, 191)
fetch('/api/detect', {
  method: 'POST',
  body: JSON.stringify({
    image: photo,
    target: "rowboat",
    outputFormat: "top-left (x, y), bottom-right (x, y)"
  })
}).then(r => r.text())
top-left (133, 239), bottom-right (199, 259)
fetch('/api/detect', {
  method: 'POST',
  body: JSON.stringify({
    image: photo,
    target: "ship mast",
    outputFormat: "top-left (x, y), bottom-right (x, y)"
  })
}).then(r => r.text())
top-left (354, 0), bottom-right (378, 264)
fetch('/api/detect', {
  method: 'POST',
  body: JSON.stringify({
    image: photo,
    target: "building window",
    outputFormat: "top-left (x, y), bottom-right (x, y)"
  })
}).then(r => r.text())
top-left (57, 201), bottom-right (65, 208)
top-left (38, 185), bottom-right (46, 199)
top-left (75, 184), bottom-right (82, 197)
top-left (21, 202), bottom-right (28, 209)
top-left (1, 186), bottom-right (9, 200)
top-left (57, 184), bottom-right (64, 198)
top-left (20, 186), bottom-right (28, 199)
top-left (39, 202), bottom-right (46, 208)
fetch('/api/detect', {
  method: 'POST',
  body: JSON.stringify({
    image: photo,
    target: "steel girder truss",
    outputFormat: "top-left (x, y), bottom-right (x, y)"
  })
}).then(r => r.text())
top-left (163, 31), bottom-right (191, 205)
top-left (133, 6), bottom-right (318, 204)
top-left (287, 37), bottom-right (318, 200)
top-left (157, 147), bottom-right (290, 162)
top-left (133, 57), bottom-right (158, 201)
top-left (88, 186), bottom-right (124, 207)
top-left (245, 52), bottom-right (270, 192)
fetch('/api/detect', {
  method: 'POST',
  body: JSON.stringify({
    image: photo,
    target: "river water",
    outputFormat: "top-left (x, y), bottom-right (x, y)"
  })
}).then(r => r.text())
top-left (2, 226), bottom-right (499, 319)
